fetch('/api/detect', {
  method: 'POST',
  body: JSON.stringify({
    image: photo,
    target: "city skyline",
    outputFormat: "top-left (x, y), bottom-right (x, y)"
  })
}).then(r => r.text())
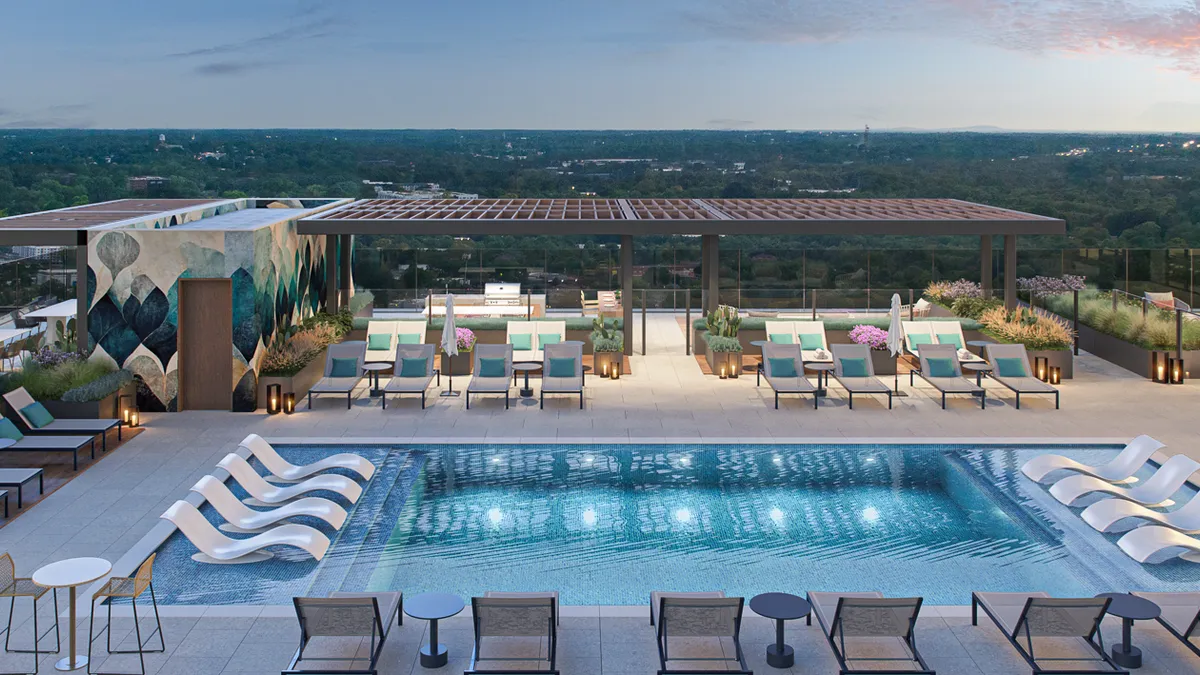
top-left (1, 0), bottom-right (1199, 131)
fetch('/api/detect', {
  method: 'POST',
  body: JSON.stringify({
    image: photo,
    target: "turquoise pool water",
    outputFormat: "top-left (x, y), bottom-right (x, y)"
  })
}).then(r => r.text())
top-left (150, 443), bottom-right (1200, 605)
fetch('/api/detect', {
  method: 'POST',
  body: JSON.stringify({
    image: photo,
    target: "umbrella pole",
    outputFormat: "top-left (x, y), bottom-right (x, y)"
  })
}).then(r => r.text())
top-left (441, 354), bottom-right (460, 397)
top-left (893, 356), bottom-right (908, 397)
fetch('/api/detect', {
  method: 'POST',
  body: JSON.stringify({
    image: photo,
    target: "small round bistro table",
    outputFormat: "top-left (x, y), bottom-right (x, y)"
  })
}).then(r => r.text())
top-left (966, 339), bottom-right (993, 356)
top-left (1096, 593), bottom-right (1160, 669)
top-left (405, 592), bottom-right (465, 668)
top-left (362, 362), bottom-right (391, 397)
top-left (749, 593), bottom-right (811, 669)
top-left (33, 557), bottom-right (111, 671)
top-left (962, 362), bottom-right (993, 387)
top-left (749, 340), bottom-right (768, 386)
top-left (513, 362), bottom-right (543, 398)
top-left (804, 362), bottom-right (835, 398)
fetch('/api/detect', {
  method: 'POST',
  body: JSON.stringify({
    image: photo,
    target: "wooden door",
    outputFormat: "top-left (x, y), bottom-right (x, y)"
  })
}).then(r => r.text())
top-left (178, 279), bottom-right (233, 410)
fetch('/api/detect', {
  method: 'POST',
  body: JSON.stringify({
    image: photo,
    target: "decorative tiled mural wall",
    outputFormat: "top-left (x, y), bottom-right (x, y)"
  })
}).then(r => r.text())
top-left (86, 199), bottom-right (336, 412)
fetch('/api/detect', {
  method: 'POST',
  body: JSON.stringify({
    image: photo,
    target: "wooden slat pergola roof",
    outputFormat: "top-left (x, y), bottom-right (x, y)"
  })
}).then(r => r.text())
top-left (298, 198), bottom-right (1064, 236)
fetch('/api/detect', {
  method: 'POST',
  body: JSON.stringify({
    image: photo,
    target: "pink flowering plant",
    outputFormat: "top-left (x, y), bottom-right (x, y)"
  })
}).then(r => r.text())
top-left (452, 327), bottom-right (477, 352)
top-left (848, 324), bottom-right (889, 351)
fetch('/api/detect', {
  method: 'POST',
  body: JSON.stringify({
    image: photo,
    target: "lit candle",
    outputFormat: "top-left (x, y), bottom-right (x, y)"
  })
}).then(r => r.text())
top-left (122, 408), bottom-right (131, 424)
top-left (129, 411), bottom-right (140, 428)
top-left (719, 365), bottom-right (728, 380)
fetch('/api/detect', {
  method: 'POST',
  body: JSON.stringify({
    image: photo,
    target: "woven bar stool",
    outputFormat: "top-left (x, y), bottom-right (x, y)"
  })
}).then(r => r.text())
top-left (87, 554), bottom-right (164, 675)
top-left (0, 553), bottom-right (60, 675)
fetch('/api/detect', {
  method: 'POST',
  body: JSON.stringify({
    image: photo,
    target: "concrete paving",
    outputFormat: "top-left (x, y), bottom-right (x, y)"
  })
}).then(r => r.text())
top-left (0, 313), bottom-right (1197, 673)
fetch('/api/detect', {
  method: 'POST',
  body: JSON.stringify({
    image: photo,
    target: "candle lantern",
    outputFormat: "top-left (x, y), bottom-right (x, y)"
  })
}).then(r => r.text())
top-left (730, 359), bottom-right (739, 379)
top-left (266, 383), bottom-right (282, 414)
top-left (611, 359), bottom-right (621, 380)
top-left (283, 392), bottom-right (296, 414)
top-left (1034, 357), bottom-right (1048, 382)
top-left (1152, 351), bottom-right (1166, 383)
top-left (1049, 366), bottom-right (1061, 385)
top-left (128, 410), bottom-right (140, 428)
top-left (118, 394), bottom-right (135, 425)
top-left (601, 361), bottom-right (610, 378)
top-left (1171, 358), bottom-right (1185, 385)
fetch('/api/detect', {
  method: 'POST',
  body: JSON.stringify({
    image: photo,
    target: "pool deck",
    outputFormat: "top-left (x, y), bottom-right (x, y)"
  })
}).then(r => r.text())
top-left (0, 314), bottom-right (1199, 673)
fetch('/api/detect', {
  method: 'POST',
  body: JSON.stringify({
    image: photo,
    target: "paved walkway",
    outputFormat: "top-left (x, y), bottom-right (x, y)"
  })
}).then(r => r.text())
top-left (0, 313), bottom-right (1198, 673)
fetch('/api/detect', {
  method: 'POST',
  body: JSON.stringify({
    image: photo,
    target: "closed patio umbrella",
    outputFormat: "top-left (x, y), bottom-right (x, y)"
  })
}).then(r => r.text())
top-left (440, 294), bottom-right (460, 397)
top-left (887, 293), bottom-right (907, 396)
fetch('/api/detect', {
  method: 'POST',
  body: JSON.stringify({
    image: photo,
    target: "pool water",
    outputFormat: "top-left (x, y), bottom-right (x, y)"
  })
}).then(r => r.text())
top-left (149, 443), bottom-right (1200, 606)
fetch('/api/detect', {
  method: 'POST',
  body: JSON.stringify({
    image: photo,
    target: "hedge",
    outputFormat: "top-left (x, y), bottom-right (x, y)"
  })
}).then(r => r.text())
top-left (61, 369), bottom-right (134, 403)
top-left (691, 317), bottom-right (981, 331)
top-left (353, 317), bottom-right (620, 331)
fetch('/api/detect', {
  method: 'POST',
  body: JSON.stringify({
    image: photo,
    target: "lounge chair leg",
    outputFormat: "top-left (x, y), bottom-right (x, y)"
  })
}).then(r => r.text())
top-left (981, 390), bottom-right (986, 410)
top-left (539, 392), bottom-right (543, 410)
top-left (1055, 392), bottom-right (1059, 410)
top-left (848, 393), bottom-right (853, 410)
top-left (307, 392), bottom-right (311, 409)
top-left (346, 393), bottom-right (351, 409)
top-left (421, 392), bottom-right (425, 409)
top-left (774, 393), bottom-right (779, 410)
top-left (971, 595), bottom-right (978, 625)
top-left (466, 393), bottom-right (470, 410)
top-left (941, 393), bottom-right (946, 410)
top-left (580, 392), bottom-right (584, 410)
top-left (505, 393), bottom-right (509, 410)
top-left (887, 392), bottom-right (892, 409)
top-left (813, 394), bottom-right (818, 410)
top-left (1015, 393), bottom-right (1020, 410)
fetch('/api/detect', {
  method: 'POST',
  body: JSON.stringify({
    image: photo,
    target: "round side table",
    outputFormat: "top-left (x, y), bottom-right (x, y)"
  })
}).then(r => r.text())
top-left (33, 557), bottom-right (111, 671)
top-left (749, 593), bottom-right (811, 669)
top-left (962, 362), bottom-right (993, 387)
top-left (513, 362), bottom-right (543, 399)
top-left (405, 592), bottom-right (465, 668)
top-left (1096, 593), bottom-right (1160, 669)
top-left (804, 362), bottom-right (835, 398)
top-left (362, 363), bottom-right (391, 397)
top-left (966, 339), bottom-right (993, 357)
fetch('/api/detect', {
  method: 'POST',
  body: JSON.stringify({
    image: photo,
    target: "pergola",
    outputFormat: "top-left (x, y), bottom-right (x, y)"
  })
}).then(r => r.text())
top-left (300, 198), bottom-right (1066, 354)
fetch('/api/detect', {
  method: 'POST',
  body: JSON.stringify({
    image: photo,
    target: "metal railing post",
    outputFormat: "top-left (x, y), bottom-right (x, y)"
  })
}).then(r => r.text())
top-left (1112, 289), bottom-right (1118, 313)
top-left (527, 288), bottom-right (532, 320)
top-left (642, 289), bottom-right (647, 356)
top-left (685, 290), bottom-right (691, 355)
top-left (1073, 290), bottom-right (1080, 356)
top-left (909, 289), bottom-right (915, 321)
top-left (1142, 297), bottom-right (1148, 318)
top-left (812, 289), bottom-right (817, 321)
top-left (428, 290), bottom-right (433, 321)
top-left (1177, 309), bottom-right (1184, 363)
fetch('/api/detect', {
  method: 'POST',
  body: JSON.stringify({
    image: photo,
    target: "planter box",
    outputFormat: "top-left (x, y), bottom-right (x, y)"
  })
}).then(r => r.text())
top-left (705, 349), bottom-right (742, 377)
top-left (1073, 322), bottom-right (1198, 382)
top-left (442, 351), bottom-right (474, 376)
top-left (869, 349), bottom-right (898, 375)
top-left (257, 347), bottom-right (328, 409)
top-left (38, 383), bottom-right (136, 420)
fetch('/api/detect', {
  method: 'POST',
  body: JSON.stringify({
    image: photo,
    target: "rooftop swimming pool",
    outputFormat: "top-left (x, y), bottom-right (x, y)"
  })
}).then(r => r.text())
top-left (149, 442), bottom-right (1200, 606)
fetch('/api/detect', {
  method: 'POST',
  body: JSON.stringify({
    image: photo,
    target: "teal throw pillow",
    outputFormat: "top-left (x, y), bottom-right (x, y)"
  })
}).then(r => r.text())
top-left (538, 333), bottom-right (562, 347)
top-left (330, 357), bottom-right (358, 378)
top-left (768, 333), bottom-right (794, 344)
top-left (548, 357), bottom-right (576, 378)
top-left (509, 333), bottom-right (533, 350)
top-left (367, 333), bottom-right (391, 350)
top-left (399, 357), bottom-right (428, 377)
top-left (995, 357), bottom-right (1028, 378)
top-left (767, 357), bottom-right (798, 378)
top-left (799, 333), bottom-right (824, 350)
top-left (935, 333), bottom-right (964, 350)
top-left (396, 333), bottom-right (420, 345)
top-left (479, 357), bottom-right (507, 377)
top-left (0, 418), bottom-right (24, 441)
top-left (20, 402), bottom-right (54, 429)
top-left (908, 334), bottom-right (934, 346)
top-left (839, 358), bottom-right (869, 378)
top-left (926, 357), bottom-right (956, 378)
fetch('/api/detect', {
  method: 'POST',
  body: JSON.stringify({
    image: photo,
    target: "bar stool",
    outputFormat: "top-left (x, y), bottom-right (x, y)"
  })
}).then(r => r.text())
top-left (0, 552), bottom-right (60, 675)
top-left (87, 554), bottom-right (164, 675)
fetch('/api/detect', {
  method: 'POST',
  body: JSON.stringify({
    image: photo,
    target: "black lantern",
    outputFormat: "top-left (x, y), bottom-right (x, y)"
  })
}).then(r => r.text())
top-left (283, 392), bottom-right (296, 414)
top-left (1034, 357), bottom-right (1049, 382)
top-left (1152, 351), bottom-right (1166, 383)
top-left (1171, 358), bottom-right (1186, 385)
top-left (729, 358), bottom-right (740, 379)
top-left (118, 394), bottom-right (136, 426)
top-left (1049, 366), bottom-right (1061, 385)
top-left (266, 383), bottom-right (282, 414)
top-left (127, 409), bottom-right (140, 428)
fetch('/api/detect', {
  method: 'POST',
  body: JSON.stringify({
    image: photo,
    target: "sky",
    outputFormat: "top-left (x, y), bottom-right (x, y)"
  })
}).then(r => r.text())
top-left (1, 0), bottom-right (1199, 131)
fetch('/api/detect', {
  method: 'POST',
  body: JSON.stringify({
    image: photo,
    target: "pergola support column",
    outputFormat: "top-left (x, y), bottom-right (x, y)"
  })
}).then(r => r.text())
top-left (703, 234), bottom-right (719, 313)
top-left (324, 235), bottom-right (338, 313)
top-left (980, 235), bottom-right (993, 298)
top-left (75, 236), bottom-right (89, 353)
top-left (339, 234), bottom-right (352, 310)
top-left (1004, 234), bottom-right (1017, 309)
top-left (621, 235), bottom-right (633, 356)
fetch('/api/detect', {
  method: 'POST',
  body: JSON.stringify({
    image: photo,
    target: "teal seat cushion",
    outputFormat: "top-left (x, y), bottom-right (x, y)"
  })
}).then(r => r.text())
top-left (396, 333), bottom-right (420, 345)
top-left (768, 333), bottom-right (794, 344)
top-left (548, 357), bottom-right (576, 378)
top-left (330, 357), bottom-right (359, 378)
top-left (367, 334), bottom-right (391, 350)
top-left (908, 334), bottom-right (934, 346)
top-left (926, 357), bottom-right (956, 378)
top-left (399, 357), bottom-right (428, 378)
top-left (0, 419), bottom-right (23, 441)
top-left (798, 333), bottom-right (824, 350)
top-left (839, 358), bottom-right (869, 378)
top-left (538, 333), bottom-right (562, 347)
top-left (479, 357), bottom-right (507, 378)
top-left (20, 402), bottom-right (54, 429)
top-left (767, 357), bottom-right (798, 378)
top-left (509, 334), bottom-right (533, 350)
top-left (995, 357), bottom-right (1028, 378)
top-left (935, 333), bottom-right (964, 350)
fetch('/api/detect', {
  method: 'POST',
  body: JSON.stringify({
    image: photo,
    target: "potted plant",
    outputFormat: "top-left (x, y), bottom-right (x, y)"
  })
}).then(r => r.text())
top-left (703, 305), bottom-right (744, 375)
top-left (590, 318), bottom-right (624, 375)
top-left (978, 306), bottom-right (1074, 378)
top-left (443, 327), bottom-right (477, 376)
top-left (0, 349), bottom-right (134, 419)
top-left (258, 322), bottom-right (344, 406)
top-left (847, 324), bottom-right (897, 375)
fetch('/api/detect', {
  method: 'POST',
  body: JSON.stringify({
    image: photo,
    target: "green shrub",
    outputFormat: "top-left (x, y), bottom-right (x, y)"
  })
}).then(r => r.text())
top-left (1043, 290), bottom-right (1200, 350)
top-left (951, 296), bottom-right (1003, 320)
top-left (590, 317), bottom-right (624, 352)
top-left (691, 317), bottom-right (981, 331)
top-left (61, 370), bottom-right (134, 403)
top-left (347, 291), bottom-right (375, 315)
top-left (703, 333), bottom-right (743, 352)
top-left (6, 358), bottom-right (117, 401)
top-left (301, 309), bottom-right (353, 337)
top-left (351, 316), bottom-right (615, 332)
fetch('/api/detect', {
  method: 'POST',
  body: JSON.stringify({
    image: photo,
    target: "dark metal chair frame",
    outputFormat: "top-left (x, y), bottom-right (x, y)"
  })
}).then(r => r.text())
top-left (466, 596), bottom-right (559, 675)
top-left (654, 596), bottom-right (752, 675)
top-left (87, 555), bottom-right (165, 675)
top-left (283, 595), bottom-right (401, 675)
top-left (808, 595), bottom-right (934, 675)
top-left (971, 593), bottom-right (1128, 675)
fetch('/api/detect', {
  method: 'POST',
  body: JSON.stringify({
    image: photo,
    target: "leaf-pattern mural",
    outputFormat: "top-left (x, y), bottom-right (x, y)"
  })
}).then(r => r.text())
top-left (87, 201), bottom-right (335, 412)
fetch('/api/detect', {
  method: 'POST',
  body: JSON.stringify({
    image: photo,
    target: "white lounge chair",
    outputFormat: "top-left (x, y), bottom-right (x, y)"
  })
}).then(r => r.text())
top-left (364, 320), bottom-right (401, 364)
top-left (1082, 492), bottom-right (1200, 535)
top-left (395, 320), bottom-right (428, 347)
top-left (160, 500), bottom-right (330, 564)
top-left (540, 341), bottom-right (584, 409)
top-left (307, 341), bottom-right (366, 409)
top-left (1049, 454), bottom-right (1200, 507)
top-left (1022, 435), bottom-right (1163, 484)
top-left (506, 320), bottom-right (565, 363)
top-left (190, 476), bottom-right (347, 534)
top-left (239, 433), bottom-right (375, 481)
top-left (3, 386), bottom-right (122, 449)
top-left (382, 344), bottom-right (437, 409)
top-left (218, 453), bottom-right (363, 506)
top-left (982, 343), bottom-right (1060, 410)
top-left (795, 321), bottom-right (830, 362)
top-left (1118, 526), bottom-right (1200, 563)
top-left (915, 343), bottom-right (985, 409)
top-left (761, 343), bottom-right (817, 410)
top-left (466, 343), bottom-right (513, 410)
top-left (829, 343), bottom-right (892, 410)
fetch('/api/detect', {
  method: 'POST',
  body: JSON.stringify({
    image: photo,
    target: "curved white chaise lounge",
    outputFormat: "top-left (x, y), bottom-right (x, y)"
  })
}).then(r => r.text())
top-left (1021, 434), bottom-right (1163, 484)
top-left (190, 476), bottom-right (348, 534)
top-left (239, 434), bottom-right (375, 481)
top-left (161, 501), bottom-right (330, 564)
top-left (1049, 455), bottom-right (1200, 507)
top-left (218, 454), bottom-right (363, 507)
top-left (1118, 526), bottom-right (1200, 563)
top-left (1082, 492), bottom-right (1200, 534)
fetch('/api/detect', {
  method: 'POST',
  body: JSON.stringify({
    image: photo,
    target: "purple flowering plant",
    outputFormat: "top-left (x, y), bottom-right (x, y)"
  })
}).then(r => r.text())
top-left (453, 327), bottom-right (477, 352)
top-left (848, 324), bottom-right (889, 351)
top-left (1017, 275), bottom-right (1086, 299)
